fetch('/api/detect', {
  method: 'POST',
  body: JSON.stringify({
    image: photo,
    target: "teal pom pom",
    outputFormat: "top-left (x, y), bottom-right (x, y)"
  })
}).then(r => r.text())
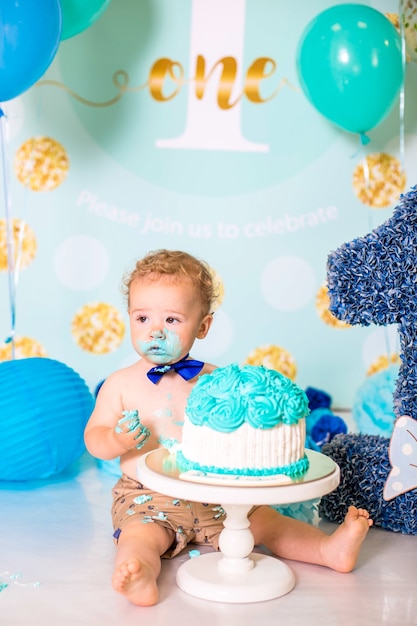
top-left (352, 366), bottom-right (399, 436)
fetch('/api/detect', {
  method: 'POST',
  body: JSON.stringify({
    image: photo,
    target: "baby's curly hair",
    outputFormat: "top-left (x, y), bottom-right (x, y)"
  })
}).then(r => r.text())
top-left (122, 249), bottom-right (218, 315)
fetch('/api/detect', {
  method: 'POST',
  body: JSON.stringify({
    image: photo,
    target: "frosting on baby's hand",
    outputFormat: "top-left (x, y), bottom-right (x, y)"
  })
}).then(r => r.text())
top-left (114, 410), bottom-right (151, 450)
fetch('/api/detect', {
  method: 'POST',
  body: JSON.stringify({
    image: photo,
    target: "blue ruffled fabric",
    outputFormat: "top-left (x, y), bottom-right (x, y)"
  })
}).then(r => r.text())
top-left (319, 433), bottom-right (417, 534)
top-left (326, 185), bottom-right (417, 421)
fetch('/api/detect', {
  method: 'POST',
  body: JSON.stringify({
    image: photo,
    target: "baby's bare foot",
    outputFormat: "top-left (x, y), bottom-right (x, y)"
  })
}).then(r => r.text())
top-left (322, 505), bottom-right (373, 573)
top-left (112, 559), bottom-right (159, 606)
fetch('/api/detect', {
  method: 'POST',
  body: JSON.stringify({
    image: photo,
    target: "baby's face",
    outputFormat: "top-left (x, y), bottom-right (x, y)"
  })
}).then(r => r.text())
top-left (129, 275), bottom-right (211, 365)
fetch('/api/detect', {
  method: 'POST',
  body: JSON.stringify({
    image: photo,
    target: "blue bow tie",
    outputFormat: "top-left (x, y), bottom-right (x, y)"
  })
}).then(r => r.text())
top-left (147, 354), bottom-right (204, 384)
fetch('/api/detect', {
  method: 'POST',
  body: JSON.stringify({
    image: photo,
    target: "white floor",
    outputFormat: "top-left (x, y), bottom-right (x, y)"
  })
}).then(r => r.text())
top-left (1, 452), bottom-right (416, 626)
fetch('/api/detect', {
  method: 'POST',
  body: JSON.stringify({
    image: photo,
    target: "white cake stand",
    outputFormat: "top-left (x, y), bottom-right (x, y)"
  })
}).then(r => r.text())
top-left (137, 448), bottom-right (340, 604)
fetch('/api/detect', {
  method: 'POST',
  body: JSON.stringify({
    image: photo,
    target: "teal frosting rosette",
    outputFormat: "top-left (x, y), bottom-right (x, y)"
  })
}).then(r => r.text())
top-left (186, 363), bottom-right (309, 432)
top-left (186, 363), bottom-right (246, 431)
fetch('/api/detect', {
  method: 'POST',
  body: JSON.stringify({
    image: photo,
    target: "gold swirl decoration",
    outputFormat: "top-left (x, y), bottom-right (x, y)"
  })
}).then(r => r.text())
top-left (37, 70), bottom-right (138, 108)
top-left (36, 55), bottom-right (299, 108)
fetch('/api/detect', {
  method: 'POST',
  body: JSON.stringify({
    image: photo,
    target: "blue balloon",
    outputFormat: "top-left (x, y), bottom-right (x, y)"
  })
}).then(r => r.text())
top-left (0, 0), bottom-right (62, 102)
top-left (296, 4), bottom-right (403, 134)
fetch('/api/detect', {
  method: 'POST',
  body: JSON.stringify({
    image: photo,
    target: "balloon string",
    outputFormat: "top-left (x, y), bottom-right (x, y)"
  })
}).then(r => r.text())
top-left (0, 92), bottom-right (44, 357)
top-left (0, 107), bottom-right (16, 358)
top-left (350, 133), bottom-right (371, 228)
top-left (350, 132), bottom-right (370, 159)
top-left (399, 0), bottom-right (406, 176)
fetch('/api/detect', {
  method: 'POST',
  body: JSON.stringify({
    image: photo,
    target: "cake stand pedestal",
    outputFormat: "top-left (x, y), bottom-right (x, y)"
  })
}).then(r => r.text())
top-left (137, 448), bottom-right (339, 604)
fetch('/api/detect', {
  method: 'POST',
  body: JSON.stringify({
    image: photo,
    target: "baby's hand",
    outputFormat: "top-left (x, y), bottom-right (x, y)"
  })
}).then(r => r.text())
top-left (114, 410), bottom-right (151, 451)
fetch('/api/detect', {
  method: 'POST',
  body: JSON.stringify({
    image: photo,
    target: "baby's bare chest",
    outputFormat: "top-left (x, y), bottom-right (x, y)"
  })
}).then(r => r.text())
top-left (122, 378), bottom-right (189, 441)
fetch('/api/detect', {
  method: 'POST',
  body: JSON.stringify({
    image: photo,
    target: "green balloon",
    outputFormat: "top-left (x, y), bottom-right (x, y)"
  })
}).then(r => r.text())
top-left (60, 0), bottom-right (112, 40)
top-left (296, 4), bottom-right (403, 134)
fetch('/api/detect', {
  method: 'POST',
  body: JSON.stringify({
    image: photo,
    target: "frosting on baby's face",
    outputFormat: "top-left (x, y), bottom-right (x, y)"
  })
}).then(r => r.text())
top-left (137, 327), bottom-right (182, 365)
top-left (129, 276), bottom-right (212, 365)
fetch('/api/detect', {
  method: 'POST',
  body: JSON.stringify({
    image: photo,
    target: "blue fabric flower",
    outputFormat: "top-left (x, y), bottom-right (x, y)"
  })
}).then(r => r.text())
top-left (311, 412), bottom-right (347, 448)
top-left (305, 408), bottom-right (347, 451)
top-left (305, 386), bottom-right (331, 411)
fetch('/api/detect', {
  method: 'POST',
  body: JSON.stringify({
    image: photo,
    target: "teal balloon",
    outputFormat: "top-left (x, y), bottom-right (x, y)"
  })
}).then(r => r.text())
top-left (0, 0), bottom-right (62, 102)
top-left (60, 0), bottom-right (112, 40)
top-left (296, 4), bottom-right (403, 134)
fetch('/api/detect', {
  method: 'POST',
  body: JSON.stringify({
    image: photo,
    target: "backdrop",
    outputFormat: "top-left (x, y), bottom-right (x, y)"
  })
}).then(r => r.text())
top-left (1, 0), bottom-right (415, 409)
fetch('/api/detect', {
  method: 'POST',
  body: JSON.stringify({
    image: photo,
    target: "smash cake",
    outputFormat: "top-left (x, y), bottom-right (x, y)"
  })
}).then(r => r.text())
top-left (176, 363), bottom-right (310, 478)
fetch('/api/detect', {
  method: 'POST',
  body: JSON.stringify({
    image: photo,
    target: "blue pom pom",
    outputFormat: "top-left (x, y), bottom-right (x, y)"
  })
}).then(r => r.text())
top-left (0, 358), bottom-right (94, 481)
top-left (311, 413), bottom-right (347, 447)
top-left (305, 386), bottom-right (331, 411)
top-left (306, 408), bottom-right (347, 451)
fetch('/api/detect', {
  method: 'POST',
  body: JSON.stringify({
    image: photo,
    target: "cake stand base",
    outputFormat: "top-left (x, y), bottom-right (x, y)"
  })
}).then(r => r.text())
top-left (138, 449), bottom-right (340, 604)
top-left (176, 552), bottom-right (295, 603)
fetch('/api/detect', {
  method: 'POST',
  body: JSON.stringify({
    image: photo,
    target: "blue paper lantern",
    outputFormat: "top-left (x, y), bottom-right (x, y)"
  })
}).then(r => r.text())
top-left (0, 358), bottom-right (94, 481)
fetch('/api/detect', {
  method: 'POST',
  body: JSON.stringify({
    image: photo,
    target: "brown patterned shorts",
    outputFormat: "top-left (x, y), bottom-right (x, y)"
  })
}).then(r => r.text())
top-left (111, 473), bottom-right (228, 558)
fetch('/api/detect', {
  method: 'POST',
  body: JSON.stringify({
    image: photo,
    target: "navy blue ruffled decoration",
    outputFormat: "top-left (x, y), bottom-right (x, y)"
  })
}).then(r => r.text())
top-left (319, 433), bottom-right (417, 534)
top-left (326, 185), bottom-right (417, 421)
top-left (305, 386), bottom-right (331, 411)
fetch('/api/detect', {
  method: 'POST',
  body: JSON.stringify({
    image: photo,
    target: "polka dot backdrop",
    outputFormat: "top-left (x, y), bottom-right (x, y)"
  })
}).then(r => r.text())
top-left (0, 0), bottom-right (413, 413)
